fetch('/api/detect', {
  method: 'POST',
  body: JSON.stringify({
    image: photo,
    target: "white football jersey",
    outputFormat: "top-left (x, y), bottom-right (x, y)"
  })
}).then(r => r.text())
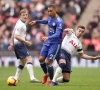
top-left (62, 33), bottom-right (83, 55)
top-left (14, 19), bottom-right (26, 44)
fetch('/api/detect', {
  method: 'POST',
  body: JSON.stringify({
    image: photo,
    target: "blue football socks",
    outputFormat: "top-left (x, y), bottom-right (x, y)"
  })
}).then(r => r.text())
top-left (40, 62), bottom-right (48, 74)
top-left (48, 65), bottom-right (54, 80)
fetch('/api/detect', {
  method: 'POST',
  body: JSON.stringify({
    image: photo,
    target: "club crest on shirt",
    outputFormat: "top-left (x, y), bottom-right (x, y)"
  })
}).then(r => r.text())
top-left (59, 24), bottom-right (61, 26)
top-left (52, 22), bottom-right (55, 26)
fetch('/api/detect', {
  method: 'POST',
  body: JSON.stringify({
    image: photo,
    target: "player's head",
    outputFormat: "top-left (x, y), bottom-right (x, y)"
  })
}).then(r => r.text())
top-left (48, 4), bottom-right (56, 18)
top-left (75, 25), bottom-right (85, 38)
top-left (19, 8), bottom-right (29, 22)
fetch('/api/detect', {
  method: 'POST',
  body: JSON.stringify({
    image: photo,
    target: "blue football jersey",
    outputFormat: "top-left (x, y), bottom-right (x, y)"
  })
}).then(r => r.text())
top-left (36, 16), bottom-right (64, 45)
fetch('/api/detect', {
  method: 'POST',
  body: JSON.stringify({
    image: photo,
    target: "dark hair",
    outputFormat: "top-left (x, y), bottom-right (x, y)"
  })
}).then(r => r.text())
top-left (77, 25), bottom-right (85, 29)
top-left (48, 4), bottom-right (56, 9)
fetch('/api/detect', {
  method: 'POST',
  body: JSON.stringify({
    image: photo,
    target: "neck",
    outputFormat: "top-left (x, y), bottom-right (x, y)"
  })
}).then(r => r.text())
top-left (75, 33), bottom-right (79, 38)
top-left (77, 35), bottom-right (80, 39)
top-left (51, 14), bottom-right (57, 19)
top-left (20, 18), bottom-right (25, 23)
top-left (77, 36), bottom-right (80, 38)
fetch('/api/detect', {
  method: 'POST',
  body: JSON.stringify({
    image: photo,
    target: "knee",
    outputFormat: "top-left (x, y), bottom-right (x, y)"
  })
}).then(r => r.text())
top-left (27, 56), bottom-right (32, 62)
top-left (59, 63), bottom-right (69, 73)
top-left (63, 78), bottom-right (70, 83)
top-left (46, 60), bottom-right (53, 66)
top-left (18, 65), bottom-right (24, 70)
top-left (39, 57), bottom-right (45, 63)
top-left (46, 62), bottom-right (50, 66)
top-left (20, 61), bottom-right (26, 66)
top-left (59, 63), bottom-right (66, 70)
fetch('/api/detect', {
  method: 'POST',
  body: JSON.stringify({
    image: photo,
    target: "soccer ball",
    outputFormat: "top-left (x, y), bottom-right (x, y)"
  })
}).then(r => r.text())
top-left (7, 76), bottom-right (18, 86)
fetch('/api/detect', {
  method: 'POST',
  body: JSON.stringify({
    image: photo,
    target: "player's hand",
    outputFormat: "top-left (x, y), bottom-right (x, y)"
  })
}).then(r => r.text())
top-left (24, 41), bottom-right (32, 46)
top-left (8, 43), bottom-right (13, 51)
top-left (42, 37), bottom-right (48, 42)
top-left (93, 55), bottom-right (100, 60)
top-left (29, 21), bottom-right (36, 25)
top-left (64, 28), bottom-right (74, 34)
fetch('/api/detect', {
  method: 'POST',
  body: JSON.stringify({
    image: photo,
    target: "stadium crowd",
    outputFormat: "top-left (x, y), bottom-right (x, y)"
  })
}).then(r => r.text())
top-left (82, 6), bottom-right (100, 51)
top-left (0, 0), bottom-right (89, 51)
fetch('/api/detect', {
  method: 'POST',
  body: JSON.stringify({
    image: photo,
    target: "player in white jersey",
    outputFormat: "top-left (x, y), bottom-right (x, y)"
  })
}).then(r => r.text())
top-left (50, 25), bottom-right (100, 86)
top-left (8, 9), bottom-right (40, 83)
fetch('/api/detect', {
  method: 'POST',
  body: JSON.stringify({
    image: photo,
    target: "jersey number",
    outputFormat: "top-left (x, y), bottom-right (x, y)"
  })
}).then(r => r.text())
top-left (69, 40), bottom-right (77, 48)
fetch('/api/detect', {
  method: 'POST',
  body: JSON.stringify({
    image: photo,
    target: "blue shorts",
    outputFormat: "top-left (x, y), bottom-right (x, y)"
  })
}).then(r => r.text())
top-left (14, 43), bottom-right (30, 59)
top-left (58, 49), bottom-right (71, 73)
top-left (40, 44), bottom-right (61, 61)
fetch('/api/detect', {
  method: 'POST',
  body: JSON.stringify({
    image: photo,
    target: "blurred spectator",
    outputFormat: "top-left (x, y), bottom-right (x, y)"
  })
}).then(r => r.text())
top-left (91, 28), bottom-right (100, 51)
top-left (83, 6), bottom-right (100, 51)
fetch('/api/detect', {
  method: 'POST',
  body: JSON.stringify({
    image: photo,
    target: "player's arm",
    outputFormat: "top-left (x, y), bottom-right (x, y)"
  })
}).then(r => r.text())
top-left (48, 23), bottom-right (63, 39)
top-left (79, 53), bottom-right (100, 60)
top-left (10, 29), bottom-right (16, 44)
top-left (36, 20), bottom-right (48, 24)
top-left (8, 28), bottom-right (16, 50)
top-left (64, 28), bottom-right (74, 34)
top-left (77, 42), bottom-right (100, 60)
top-left (14, 34), bottom-right (25, 42)
top-left (14, 34), bottom-right (31, 46)
top-left (29, 20), bottom-right (48, 25)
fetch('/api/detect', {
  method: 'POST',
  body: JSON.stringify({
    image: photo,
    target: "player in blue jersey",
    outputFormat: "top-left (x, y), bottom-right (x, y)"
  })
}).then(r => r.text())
top-left (29, 4), bottom-right (64, 85)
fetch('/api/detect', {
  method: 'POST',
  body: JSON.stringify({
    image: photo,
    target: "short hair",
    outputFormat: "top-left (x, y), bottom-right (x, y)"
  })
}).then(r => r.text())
top-left (77, 25), bottom-right (85, 29)
top-left (48, 4), bottom-right (56, 9)
top-left (19, 8), bottom-right (28, 15)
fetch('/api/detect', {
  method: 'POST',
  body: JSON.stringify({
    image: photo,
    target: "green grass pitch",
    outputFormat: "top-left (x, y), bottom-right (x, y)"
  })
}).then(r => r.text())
top-left (0, 67), bottom-right (100, 90)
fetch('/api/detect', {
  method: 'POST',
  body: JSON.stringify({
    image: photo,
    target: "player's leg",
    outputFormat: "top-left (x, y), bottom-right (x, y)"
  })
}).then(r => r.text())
top-left (39, 56), bottom-right (47, 74)
top-left (39, 56), bottom-right (49, 84)
top-left (50, 48), bottom-right (66, 85)
top-left (14, 44), bottom-right (25, 80)
top-left (14, 43), bottom-right (39, 82)
top-left (39, 45), bottom-right (49, 84)
top-left (50, 72), bottom-right (70, 86)
top-left (58, 49), bottom-right (71, 82)
top-left (57, 51), bottom-right (71, 83)
top-left (50, 59), bottom-right (66, 86)
top-left (50, 49), bottom-right (71, 86)
top-left (57, 73), bottom-right (70, 83)
top-left (45, 59), bottom-right (53, 85)
top-left (51, 59), bottom-right (65, 83)
top-left (24, 56), bottom-right (40, 82)
top-left (15, 58), bottom-right (26, 80)
top-left (26, 56), bottom-right (34, 80)
top-left (50, 60), bottom-right (70, 86)
top-left (18, 44), bottom-right (40, 82)
top-left (52, 66), bottom-right (62, 82)
top-left (46, 44), bottom-right (61, 85)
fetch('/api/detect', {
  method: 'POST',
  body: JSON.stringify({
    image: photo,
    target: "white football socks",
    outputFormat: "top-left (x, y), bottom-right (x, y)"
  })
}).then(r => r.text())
top-left (52, 66), bottom-right (62, 82)
top-left (56, 76), bottom-right (63, 83)
top-left (15, 68), bottom-right (22, 79)
top-left (26, 64), bottom-right (35, 80)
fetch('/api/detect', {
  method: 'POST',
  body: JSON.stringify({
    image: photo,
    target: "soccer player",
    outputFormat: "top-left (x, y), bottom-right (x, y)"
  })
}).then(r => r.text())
top-left (50, 26), bottom-right (100, 86)
top-left (29, 4), bottom-right (64, 85)
top-left (8, 9), bottom-right (40, 83)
